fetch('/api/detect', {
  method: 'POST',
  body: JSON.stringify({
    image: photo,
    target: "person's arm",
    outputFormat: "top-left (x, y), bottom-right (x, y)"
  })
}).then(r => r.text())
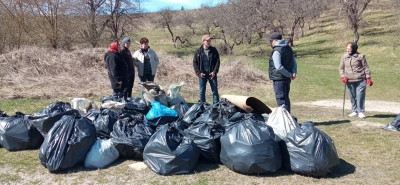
top-left (109, 55), bottom-right (122, 81)
top-left (362, 55), bottom-right (371, 79)
top-left (193, 50), bottom-right (200, 75)
top-left (272, 51), bottom-right (292, 78)
top-left (339, 55), bottom-right (346, 78)
top-left (292, 57), bottom-right (297, 73)
top-left (153, 51), bottom-right (159, 66)
top-left (132, 51), bottom-right (139, 67)
top-left (213, 48), bottom-right (220, 74)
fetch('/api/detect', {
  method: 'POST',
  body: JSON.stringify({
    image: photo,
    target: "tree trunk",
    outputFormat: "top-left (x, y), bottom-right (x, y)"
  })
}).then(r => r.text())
top-left (353, 28), bottom-right (359, 43)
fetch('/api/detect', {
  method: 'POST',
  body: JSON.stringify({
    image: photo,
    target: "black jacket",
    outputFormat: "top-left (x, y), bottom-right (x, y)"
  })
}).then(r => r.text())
top-left (193, 45), bottom-right (220, 75)
top-left (269, 45), bottom-right (294, 81)
top-left (120, 47), bottom-right (135, 73)
top-left (104, 51), bottom-right (128, 89)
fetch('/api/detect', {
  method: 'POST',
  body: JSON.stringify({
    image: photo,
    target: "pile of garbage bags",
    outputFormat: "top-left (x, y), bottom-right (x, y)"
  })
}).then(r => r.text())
top-left (0, 82), bottom-right (340, 177)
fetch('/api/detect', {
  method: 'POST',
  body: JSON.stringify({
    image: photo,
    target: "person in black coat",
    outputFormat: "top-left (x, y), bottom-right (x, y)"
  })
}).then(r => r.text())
top-left (120, 37), bottom-right (135, 98)
top-left (104, 41), bottom-right (128, 99)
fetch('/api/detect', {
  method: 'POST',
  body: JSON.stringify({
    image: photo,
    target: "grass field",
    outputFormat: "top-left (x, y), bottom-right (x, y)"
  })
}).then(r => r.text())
top-left (1, 3), bottom-right (400, 185)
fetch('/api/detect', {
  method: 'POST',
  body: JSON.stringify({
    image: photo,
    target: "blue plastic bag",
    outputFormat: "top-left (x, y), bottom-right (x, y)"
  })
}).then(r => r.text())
top-left (146, 101), bottom-right (178, 120)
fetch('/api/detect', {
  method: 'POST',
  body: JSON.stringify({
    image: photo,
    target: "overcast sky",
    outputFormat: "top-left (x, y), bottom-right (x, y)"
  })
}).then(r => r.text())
top-left (142, 0), bottom-right (225, 12)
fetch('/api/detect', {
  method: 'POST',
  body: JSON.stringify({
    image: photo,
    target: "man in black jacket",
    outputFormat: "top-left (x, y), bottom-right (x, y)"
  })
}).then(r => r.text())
top-left (104, 41), bottom-right (128, 99)
top-left (120, 37), bottom-right (135, 98)
top-left (192, 35), bottom-right (220, 104)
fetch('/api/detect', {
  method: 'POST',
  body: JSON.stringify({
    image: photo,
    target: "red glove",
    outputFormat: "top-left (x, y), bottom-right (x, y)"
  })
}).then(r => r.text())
top-left (366, 78), bottom-right (373, 86)
top-left (341, 77), bottom-right (348, 83)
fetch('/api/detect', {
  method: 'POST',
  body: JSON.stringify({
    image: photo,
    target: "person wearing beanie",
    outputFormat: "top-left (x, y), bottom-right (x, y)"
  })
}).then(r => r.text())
top-left (104, 41), bottom-right (128, 99)
top-left (266, 32), bottom-right (298, 113)
top-left (132, 37), bottom-right (159, 82)
top-left (192, 34), bottom-right (220, 104)
top-left (339, 42), bottom-right (373, 118)
top-left (120, 37), bottom-right (135, 98)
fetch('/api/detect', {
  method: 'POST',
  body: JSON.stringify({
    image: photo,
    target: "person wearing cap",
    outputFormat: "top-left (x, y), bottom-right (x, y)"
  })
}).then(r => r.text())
top-left (339, 42), bottom-right (373, 118)
top-left (132, 37), bottom-right (159, 82)
top-left (192, 35), bottom-right (220, 104)
top-left (104, 41), bottom-right (128, 99)
top-left (120, 37), bottom-right (135, 98)
top-left (267, 32), bottom-right (297, 113)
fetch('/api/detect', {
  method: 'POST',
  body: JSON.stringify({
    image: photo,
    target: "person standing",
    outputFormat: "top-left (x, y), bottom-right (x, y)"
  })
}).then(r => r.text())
top-left (104, 41), bottom-right (128, 99)
top-left (339, 42), bottom-right (373, 118)
top-left (132, 37), bottom-right (159, 83)
top-left (267, 32), bottom-right (297, 113)
top-left (192, 35), bottom-right (220, 104)
top-left (120, 37), bottom-right (135, 98)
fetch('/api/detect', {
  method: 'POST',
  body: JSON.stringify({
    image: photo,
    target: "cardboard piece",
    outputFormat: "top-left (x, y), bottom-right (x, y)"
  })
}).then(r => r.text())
top-left (221, 95), bottom-right (272, 114)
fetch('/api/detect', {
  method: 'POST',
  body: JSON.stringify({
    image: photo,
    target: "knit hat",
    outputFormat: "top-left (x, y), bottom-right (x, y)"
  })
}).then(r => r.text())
top-left (122, 37), bottom-right (131, 45)
top-left (266, 32), bottom-right (282, 42)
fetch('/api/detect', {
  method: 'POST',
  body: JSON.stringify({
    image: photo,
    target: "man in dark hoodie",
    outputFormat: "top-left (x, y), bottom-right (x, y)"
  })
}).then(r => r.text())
top-left (192, 35), bottom-right (220, 104)
top-left (104, 41), bottom-right (128, 100)
top-left (267, 32), bottom-right (297, 113)
top-left (120, 37), bottom-right (135, 98)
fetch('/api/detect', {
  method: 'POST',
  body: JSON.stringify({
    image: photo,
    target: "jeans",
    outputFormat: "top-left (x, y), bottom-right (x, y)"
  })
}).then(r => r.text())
top-left (346, 79), bottom-right (366, 113)
top-left (199, 73), bottom-right (219, 104)
top-left (273, 78), bottom-right (291, 113)
top-left (139, 74), bottom-right (155, 82)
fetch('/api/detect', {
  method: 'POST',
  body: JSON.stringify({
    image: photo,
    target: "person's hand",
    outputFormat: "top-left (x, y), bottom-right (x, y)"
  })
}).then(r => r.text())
top-left (291, 73), bottom-right (297, 80)
top-left (210, 72), bottom-right (216, 79)
top-left (341, 77), bottom-right (348, 83)
top-left (117, 81), bottom-right (122, 85)
top-left (366, 78), bottom-right (373, 86)
top-left (199, 73), bottom-right (205, 78)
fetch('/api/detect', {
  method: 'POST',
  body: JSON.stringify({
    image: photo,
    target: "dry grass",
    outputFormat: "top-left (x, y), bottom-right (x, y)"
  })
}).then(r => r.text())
top-left (0, 47), bottom-right (269, 100)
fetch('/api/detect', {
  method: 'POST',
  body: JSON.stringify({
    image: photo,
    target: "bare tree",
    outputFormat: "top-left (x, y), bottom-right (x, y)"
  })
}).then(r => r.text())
top-left (339, 0), bottom-right (373, 43)
top-left (104, 0), bottom-right (142, 40)
top-left (73, 0), bottom-right (109, 47)
top-left (156, 7), bottom-right (189, 48)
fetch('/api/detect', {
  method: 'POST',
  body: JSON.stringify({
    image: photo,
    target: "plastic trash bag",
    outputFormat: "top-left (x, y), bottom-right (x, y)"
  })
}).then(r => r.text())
top-left (145, 116), bottom-right (178, 129)
top-left (146, 101), bottom-right (178, 120)
top-left (195, 99), bottom-right (240, 125)
top-left (0, 110), bottom-right (8, 117)
top-left (85, 108), bottom-right (119, 139)
top-left (39, 113), bottom-right (97, 172)
top-left (167, 81), bottom-right (189, 109)
top-left (171, 102), bottom-right (189, 119)
top-left (382, 114), bottom-right (400, 131)
top-left (110, 114), bottom-right (154, 159)
top-left (84, 138), bottom-right (120, 169)
top-left (123, 97), bottom-right (149, 115)
top-left (0, 112), bottom-right (44, 151)
top-left (101, 100), bottom-right (125, 115)
top-left (284, 121), bottom-right (340, 177)
top-left (28, 101), bottom-right (78, 137)
top-left (266, 106), bottom-right (300, 140)
top-left (140, 82), bottom-right (169, 107)
top-left (143, 124), bottom-right (200, 175)
top-left (185, 121), bottom-right (224, 163)
top-left (220, 112), bottom-right (282, 174)
top-left (181, 102), bottom-right (212, 124)
top-left (71, 98), bottom-right (98, 116)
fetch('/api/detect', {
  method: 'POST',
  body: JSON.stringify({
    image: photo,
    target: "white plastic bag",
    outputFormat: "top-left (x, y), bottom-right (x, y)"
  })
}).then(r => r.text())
top-left (101, 101), bottom-right (125, 114)
top-left (266, 106), bottom-right (300, 140)
top-left (167, 81), bottom-right (188, 109)
top-left (71, 98), bottom-right (98, 116)
top-left (84, 138), bottom-right (120, 168)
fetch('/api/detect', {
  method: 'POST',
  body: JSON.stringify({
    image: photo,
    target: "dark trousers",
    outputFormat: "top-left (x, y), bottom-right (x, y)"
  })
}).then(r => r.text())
top-left (199, 73), bottom-right (219, 104)
top-left (124, 74), bottom-right (135, 98)
top-left (139, 74), bottom-right (155, 82)
top-left (273, 78), bottom-right (291, 113)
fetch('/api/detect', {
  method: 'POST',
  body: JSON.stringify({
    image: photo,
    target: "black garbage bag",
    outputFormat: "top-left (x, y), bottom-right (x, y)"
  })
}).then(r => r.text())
top-left (382, 114), bottom-right (400, 131)
top-left (143, 124), bottom-right (200, 175)
top-left (195, 99), bottom-right (240, 125)
top-left (110, 114), bottom-right (154, 159)
top-left (145, 116), bottom-right (178, 129)
top-left (101, 94), bottom-right (124, 103)
top-left (39, 113), bottom-right (97, 172)
top-left (123, 97), bottom-right (150, 115)
top-left (85, 108), bottom-right (119, 139)
top-left (220, 112), bottom-right (282, 174)
top-left (284, 121), bottom-right (340, 177)
top-left (171, 102), bottom-right (189, 120)
top-left (0, 112), bottom-right (44, 151)
top-left (0, 110), bottom-right (8, 117)
top-left (182, 102), bottom-right (212, 124)
top-left (185, 121), bottom-right (224, 163)
top-left (28, 101), bottom-right (78, 137)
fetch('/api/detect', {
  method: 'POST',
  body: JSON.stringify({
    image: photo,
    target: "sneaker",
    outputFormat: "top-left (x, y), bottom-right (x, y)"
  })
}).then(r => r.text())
top-left (358, 112), bottom-right (366, 118)
top-left (348, 112), bottom-right (358, 117)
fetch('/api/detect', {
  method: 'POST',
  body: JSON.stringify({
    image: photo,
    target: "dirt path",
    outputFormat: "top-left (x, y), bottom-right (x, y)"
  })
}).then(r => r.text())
top-left (294, 99), bottom-right (400, 114)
